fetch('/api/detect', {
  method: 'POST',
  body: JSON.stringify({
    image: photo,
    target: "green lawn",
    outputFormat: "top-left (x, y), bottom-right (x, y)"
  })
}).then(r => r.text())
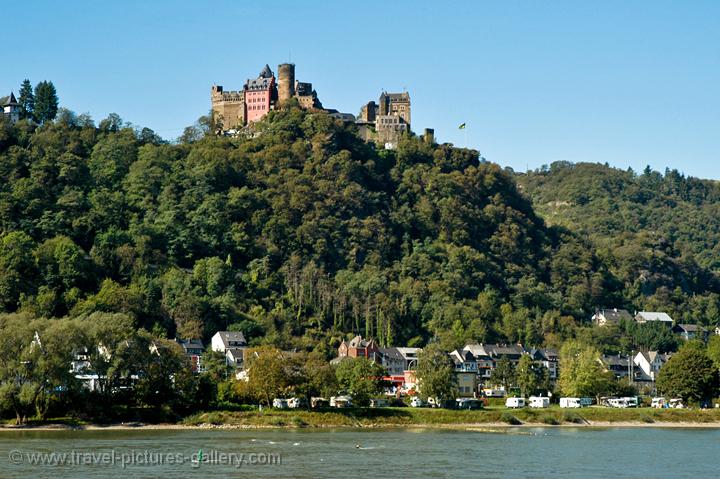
top-left (182, 406), bottom-right (720, 428)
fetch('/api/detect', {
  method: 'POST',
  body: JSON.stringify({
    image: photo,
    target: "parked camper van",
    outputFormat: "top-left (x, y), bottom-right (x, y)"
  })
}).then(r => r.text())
top-left (505, 397), bottom-right (525, 408)
top-left (529, 396), bottom-right (550, 408)
top-left (272, 398), bottom-right (289, 409)
top-left (330, 396), bottom-right (352, 408)
top-left (560, 397), bottom-right (581, 408)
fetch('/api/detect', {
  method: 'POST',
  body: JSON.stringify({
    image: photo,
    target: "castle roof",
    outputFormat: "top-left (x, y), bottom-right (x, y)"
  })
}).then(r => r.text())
top-left (259, 64), bottom-right (273, 79)
top-left (1, 92), bottom-right (18, 107)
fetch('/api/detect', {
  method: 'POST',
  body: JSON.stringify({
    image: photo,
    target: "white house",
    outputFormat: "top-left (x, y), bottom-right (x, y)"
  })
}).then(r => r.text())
top-left (211, 331), bottom-right (247, 352)
top-left (635, 311), bottom-right (673, 327)
top-left (633, 351), bottom-right (671, 381)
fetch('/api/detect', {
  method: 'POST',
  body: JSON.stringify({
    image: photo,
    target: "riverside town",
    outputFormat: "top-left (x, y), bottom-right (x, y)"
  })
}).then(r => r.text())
top-left (2, 3), bottom-right (720, 475)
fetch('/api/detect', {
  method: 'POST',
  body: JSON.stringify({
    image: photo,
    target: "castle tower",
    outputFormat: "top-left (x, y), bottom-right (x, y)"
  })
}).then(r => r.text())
top-left (277, 63), bottom-right (296, 104)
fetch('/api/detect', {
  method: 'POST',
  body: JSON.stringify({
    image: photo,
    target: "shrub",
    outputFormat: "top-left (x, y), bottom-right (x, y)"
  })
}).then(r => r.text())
top-left (639, 414), bottom-right (655, 424)
top-left (269, 417), bottom-right (286, 426)
top-left (562, 411), bottom-right (586, 424)
top-left (291, 416), bottom-right (308, 427)
top-left (541, 415), bottom-right (560, 425)
top-left (501, 412), bottom-right (522, 425)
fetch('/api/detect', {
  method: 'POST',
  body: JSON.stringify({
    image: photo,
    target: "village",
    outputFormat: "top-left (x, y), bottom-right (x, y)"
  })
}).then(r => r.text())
top-left (61, 308), bottom-right (718, 414)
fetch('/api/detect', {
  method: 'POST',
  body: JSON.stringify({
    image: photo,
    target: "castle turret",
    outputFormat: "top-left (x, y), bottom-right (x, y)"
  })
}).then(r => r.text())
top-left (278, 63), bottom-right (296, 104)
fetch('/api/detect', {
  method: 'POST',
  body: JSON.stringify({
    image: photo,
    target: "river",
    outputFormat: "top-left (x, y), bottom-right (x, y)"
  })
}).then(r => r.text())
top-left (0, 427), bottom-right (716, 478)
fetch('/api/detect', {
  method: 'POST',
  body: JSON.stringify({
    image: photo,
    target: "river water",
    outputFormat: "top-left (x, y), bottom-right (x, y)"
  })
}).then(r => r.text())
top-left (0, 427), bottom-right (716, 478)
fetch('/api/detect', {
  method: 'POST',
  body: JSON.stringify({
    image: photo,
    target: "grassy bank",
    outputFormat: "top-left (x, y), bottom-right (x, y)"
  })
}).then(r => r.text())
top-left (181, 406), bottom-right (720, 428)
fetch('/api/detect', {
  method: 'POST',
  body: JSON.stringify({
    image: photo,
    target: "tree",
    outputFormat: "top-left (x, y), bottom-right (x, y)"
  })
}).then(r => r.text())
top-left (335, 357), bottom-right (385, 406)
top-left (287, 352), bottom-right (337, 404)
top-left (244, 346), bottom-right (289, 405)
top-left (656, 344), bottom-right (719, 404)
top-left (490, 357), bottom-right (516, 393)
top-left (559, 340), bottom-right (614, 399)
top-left (0, 232), bottom-right (38, 311)
top-left (33, 81), bottom-right (59, 124)
top-left (515, 354), bottom-right (548, 397)
top-left (414, 343), bottom-right (456, 402)
top-left (18, 79), bottom-right (34, 120)
top-left (706, 335), bottom-right (720, 372)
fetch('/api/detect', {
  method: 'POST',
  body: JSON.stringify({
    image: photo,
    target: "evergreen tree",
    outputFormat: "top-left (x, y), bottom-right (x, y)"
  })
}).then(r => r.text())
top-left (17, 79), bottom-right (34, 120)
top-left (33, 81), bottom-right (59, 124)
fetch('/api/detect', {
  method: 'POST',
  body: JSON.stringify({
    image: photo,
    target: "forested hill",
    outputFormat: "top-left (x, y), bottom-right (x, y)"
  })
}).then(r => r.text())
top-left (517, 162), bottom-right (720, 327)
top-left (1, 108), bottom-right (717, 355)
top-left (0, 107), bottom-right (616, 353)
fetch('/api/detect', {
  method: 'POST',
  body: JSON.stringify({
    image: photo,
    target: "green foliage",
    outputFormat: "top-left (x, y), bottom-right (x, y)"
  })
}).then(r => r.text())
top-left (33, 81), bottom-right (59, 124)
top-left (335, 357), bottom-right (385, 406)
top-left (559, 340), bottom-right (614, 398)
top-left (490, 357), bottom-right (516, 391)
top-left (0, 106), bottom-right (719, 357)
top-left (18, 80), bottom-right (34, 120)
top-left (707, 335), bottom-right (720, 371)
top-left (518, 162), bottom-right (720, 326)
top-left (500, 412), bottom-right (522, 425)
top-left (515, 354), bottom-right (549, 397)
top-left (414, 342), bottom-right (456, 402)
top-left (656, 343), bottom-right (719, 404)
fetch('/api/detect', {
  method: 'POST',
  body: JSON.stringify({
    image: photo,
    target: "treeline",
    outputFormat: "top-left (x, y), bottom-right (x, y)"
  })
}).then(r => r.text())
top-left (0, 312), bottom-right (212, 424)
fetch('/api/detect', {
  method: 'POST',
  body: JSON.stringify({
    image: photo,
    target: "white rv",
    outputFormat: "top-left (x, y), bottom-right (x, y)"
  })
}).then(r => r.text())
top-left (560, 397), bottom-right (581, 408)
top-left (529, 396), bottom-right (550, 408)
top-left (505, 397), bottom-right (525, 408)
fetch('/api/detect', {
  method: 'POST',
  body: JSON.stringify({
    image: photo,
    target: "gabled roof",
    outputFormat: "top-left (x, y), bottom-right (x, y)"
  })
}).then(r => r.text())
top-left (378, 347), bottom-right (403, 360)
top-left (348, 335), bottom-right (376, 349)
top-left (226, 347), bottom-right (246, 362)
top-left (395, 347), bottom-right (421, 359)
top-left (636, 350), bottom-right (672, 364)
top-left (636, 311), bottom-right (673, 323)
top-left (601, 354), bottom-right (630, 367)
top-left (673, 323), bottom-right (702, 333)
top-left (176, 338), bottom-right (204, 351)
top-left (1, 92), bottom-right (18, 107)
top-left (213, 331), bottom-right (247, 348)
top-left (593, 308), bottom-right (633, 322)
top-left (529, 348), bottom-right (558, 361)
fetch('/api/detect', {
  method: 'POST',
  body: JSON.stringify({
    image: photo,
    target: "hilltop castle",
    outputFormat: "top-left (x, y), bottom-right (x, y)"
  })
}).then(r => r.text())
top-left (211, 63), bottom-right (322, 131)
top-left (211, 62), bottom-right (420, 147)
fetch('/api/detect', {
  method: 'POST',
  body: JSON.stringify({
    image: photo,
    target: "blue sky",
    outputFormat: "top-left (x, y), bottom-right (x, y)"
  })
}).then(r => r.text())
top-left (5, 1), bottom-right (719, 178)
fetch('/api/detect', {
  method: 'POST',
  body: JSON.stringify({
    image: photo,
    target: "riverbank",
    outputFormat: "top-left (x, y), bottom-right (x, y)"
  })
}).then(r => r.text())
top-left (2, 406), bottom-right (720, 431)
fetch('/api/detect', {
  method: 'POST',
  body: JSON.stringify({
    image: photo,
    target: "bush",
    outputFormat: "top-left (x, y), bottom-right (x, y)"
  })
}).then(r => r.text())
top-left (501, 412), bottom-right (522, 425)
top-left (639, 414), bottom-right (655, 424)
top-left (541, 415), bottom-right (560, 425)
top-left (269, 417), bottom-right (286, 426)
top-left (291, 416), bottom-right (308, 427)
top-left (562, 411), bottom-right (585, 424)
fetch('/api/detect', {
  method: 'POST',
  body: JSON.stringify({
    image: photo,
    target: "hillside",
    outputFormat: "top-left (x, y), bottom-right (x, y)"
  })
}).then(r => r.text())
top-left (517, 162), bottom-right (720, 326)
top-left (0, 107), bottom-right (631, 353)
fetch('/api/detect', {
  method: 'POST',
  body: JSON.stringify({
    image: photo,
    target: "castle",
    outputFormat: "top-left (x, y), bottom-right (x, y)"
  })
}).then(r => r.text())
top-left (211, 63), bottom-right (322, 131)
top-left (211, 63), bottom-right (422, 147)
